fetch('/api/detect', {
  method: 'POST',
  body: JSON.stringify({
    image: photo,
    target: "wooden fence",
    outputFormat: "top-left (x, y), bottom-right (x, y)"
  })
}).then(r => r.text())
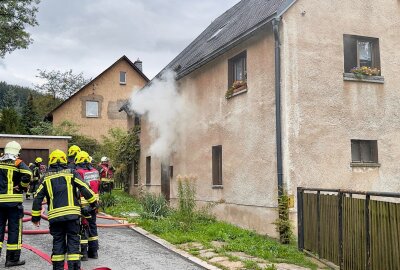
top-left (298, 188), bottom-right (400, 270)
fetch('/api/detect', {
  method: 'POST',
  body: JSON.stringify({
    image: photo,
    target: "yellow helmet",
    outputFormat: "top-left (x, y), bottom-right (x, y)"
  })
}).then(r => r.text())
top-left (35, 157), bottom-right (43, 163)
top-left (4, 141), bottom-right (21, 156)
top-left (75, 151), bottom-right (90, 164)
top-left (68, 145), bottom-right (81, 157)
top-left (49, 149), bottom-right (68, 165)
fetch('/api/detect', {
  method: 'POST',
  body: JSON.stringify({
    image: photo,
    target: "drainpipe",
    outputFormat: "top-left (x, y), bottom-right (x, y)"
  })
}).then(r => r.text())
top-left (272, 17), bottom-right (283, 198)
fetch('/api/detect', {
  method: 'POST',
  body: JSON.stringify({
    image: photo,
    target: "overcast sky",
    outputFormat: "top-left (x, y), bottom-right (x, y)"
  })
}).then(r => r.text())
top-left (0, 0), bottom-right (238, 88)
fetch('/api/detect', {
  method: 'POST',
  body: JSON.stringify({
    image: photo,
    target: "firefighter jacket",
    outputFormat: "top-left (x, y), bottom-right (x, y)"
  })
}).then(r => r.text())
top-left (76, 164), bottom-right (100, 206)
top-left (0, 158), bottom-right (32, 207)
top-left (29, 162), bottom-right (41, 181)
top-left (32, 164), bottom-right (97, 224)
top-left (99, 163), bottom-right (114, 182)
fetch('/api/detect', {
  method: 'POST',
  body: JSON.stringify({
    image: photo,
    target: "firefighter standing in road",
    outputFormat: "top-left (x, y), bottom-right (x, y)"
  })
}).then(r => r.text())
top-left (99, 157), bottom-right (114, 194)
top-left (31, 149), bottom-right (97, 270)
top-left (26, 157), bottom-right (43, 199)
top-left (67, 145), bottom-right (81, 170)
top-left (75, 151), bottom-right (100, 260)
top-left (0, 141), bottom-right (32, 267)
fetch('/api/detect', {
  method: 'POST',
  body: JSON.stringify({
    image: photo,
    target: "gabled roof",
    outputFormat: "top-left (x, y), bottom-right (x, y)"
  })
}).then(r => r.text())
top-left (161, 0), bottom-right (295, 79)
top-left (47, 55), bottom-right (149, 117)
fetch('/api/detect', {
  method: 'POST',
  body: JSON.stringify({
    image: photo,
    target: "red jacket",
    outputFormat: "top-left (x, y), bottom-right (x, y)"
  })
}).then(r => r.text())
top-left (76, 164), bottom-right (100, 205)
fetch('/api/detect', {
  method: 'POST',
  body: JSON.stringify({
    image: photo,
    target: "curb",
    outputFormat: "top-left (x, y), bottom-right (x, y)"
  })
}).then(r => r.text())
top-left (99, 213), bottom-right (221, 270)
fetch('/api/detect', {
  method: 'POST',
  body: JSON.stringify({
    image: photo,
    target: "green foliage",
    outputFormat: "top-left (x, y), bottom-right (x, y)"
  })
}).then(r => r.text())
top-left (34, 69), bottom-right (91, 100)
top-left (273, 192), bottom-right (293, 244)
top-left (99, 193), bottom-right (117, 211)
top-left (266, 264), bottom-right (277, 270)
top-left (0, 107), bottom-right (23, 133)
top-left (21, 93), bottom-right (39, 134)
top-left (175, 176), bottom-right (197, 229)
top-left (139, 192), bottom-right (169, 219)
top-left (0, 0), bottom-right (40, 57)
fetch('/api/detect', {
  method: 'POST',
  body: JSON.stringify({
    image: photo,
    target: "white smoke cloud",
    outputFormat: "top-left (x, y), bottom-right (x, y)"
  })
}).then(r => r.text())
top-left (129, 70), bottom-right (185, 160)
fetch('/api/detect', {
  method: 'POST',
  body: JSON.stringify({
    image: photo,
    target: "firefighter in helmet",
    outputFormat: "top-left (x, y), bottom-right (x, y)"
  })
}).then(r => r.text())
top-left (26, 157), bottom-right (43, 199)
top-left (99, 156), bottom-right (114, 194)
top-left (0, 141), bottom-right (32, 267)
top-left (32, 149), bottom-right (97, 270)
top-left (67, 145), bottom-right (81, 170)
top-left (75, 151), bottom-right (100, 260)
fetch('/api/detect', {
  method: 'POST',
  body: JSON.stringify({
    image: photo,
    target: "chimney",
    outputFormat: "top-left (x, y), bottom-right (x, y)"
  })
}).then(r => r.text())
top-left (134, 58), bottom-right (143, 72)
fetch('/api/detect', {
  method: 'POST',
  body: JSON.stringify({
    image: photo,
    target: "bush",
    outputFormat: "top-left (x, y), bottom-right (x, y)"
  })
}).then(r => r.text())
top-left (140, 192), bottom-right (169, 219)
top-left (273, 192), bottom-right (293, 244)
top-left (100, 193), bottom-right (117, 211)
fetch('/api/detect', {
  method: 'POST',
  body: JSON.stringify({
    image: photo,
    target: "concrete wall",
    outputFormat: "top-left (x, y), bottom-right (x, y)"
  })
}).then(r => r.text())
top-left (52, 59), bottom-right (147, 141)
top-left (281, 0), bottom-right (400, 198)
top-left (135, 26), bottom-right (280, 236)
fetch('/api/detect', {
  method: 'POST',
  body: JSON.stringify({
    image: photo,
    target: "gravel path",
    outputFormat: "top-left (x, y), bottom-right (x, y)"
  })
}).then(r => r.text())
top-left (0, 200), bottom-right (204, 270)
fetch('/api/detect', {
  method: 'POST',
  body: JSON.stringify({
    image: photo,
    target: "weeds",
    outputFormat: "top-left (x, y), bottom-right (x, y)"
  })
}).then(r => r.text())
top-left (99, 193), bottom-right (116, 211)
top-left (139, 191), bottom-right (169, 219)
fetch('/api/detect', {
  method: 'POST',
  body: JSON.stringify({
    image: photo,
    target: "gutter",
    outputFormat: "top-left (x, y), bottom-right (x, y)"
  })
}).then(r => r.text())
top-left (272, 18), bottom-right (283, 197)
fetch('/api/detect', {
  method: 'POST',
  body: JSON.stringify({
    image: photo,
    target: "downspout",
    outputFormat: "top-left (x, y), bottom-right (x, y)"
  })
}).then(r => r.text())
top-left (272, 17), bottom-right (283, 198)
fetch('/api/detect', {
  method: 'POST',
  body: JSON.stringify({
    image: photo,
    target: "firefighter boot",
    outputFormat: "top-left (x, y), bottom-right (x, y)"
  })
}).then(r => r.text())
top-left (80, 245), bottom-right (88, 261)
top-left (67, 261), bottom-right (81, 270)
top-left (52, 261), bottom-right (64, 270)
top-left (5, 250), bottom-right (25, 267)
top-left (88, 249), bottom-right (98, 259)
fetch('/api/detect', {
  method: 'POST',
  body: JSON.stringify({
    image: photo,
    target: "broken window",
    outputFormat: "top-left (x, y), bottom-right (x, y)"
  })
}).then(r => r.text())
top-left (343, 35), bottom-right (380, 73)
top-left (351, 140), bottom-right (378, 163)
top-left (212, 145), bottom-right (222, 186)
top-left (85, 101), bottom-right (99, 118)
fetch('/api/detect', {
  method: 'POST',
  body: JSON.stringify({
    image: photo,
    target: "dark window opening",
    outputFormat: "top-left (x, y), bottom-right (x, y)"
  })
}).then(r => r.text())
top-left (134, 114), bottom-right (141, 126)
top-left (343, 35), bottom-right (380, 74)
top-left (351, 140), bottom-right (378, 163)
top-left (120, 71), bottom-right (126, 84)
top-left (228, 51), bottom-right (247, 88)
top-left (212, 145), bottom-right (222, 186)
top-left (146, 156), bottom-right (151, 185)
top-left (133, 160), bottom-right (139, 185)
top-left (169, 166), bottom-right (173, 179)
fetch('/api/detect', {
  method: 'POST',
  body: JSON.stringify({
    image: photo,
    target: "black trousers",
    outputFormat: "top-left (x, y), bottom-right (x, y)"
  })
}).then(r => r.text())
top-left (80, 209), bottom-right (98, 253)
top-left (0, 205), bottom-right (23, 253)
top-left (49, 219), bottom-right (81, 266)
top-left (28, 180), bottom-right (40, 195)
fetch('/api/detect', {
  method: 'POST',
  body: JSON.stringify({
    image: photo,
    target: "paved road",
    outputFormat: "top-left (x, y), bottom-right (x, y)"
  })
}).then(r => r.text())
top-left (0, 200), bottom-right (204, 270)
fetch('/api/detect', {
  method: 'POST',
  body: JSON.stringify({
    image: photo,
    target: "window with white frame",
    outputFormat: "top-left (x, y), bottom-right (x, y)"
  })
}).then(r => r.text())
top-left (86, 101), bottom-right (99, 118)
top-left (120, 71), bottom-right (126, 84)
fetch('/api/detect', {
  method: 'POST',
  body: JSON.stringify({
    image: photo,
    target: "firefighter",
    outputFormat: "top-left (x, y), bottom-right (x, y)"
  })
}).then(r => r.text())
top-left (0, 141), bottom-right (32, 267)
top-left (31, 149), bottom-right (97, 270)
top-left (75, 151), bottom-right (100, 260)
top-left (67, 145), bottom-right (81, 170)
top-left (26, 157), bottom-right (43, 199)
top-left (99, 157), bottom-right (114, 194)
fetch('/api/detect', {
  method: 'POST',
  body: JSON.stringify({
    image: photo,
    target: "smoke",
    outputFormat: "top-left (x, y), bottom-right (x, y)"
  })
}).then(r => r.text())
top-left (129, 70), bottom-right (185, 160)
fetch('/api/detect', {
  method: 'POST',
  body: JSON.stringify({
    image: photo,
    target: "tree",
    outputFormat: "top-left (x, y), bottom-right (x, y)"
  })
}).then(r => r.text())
top-left (34, 69), bottom-right (91, 100)
top-left (0, 0), bottom-right (40, 58)
top-left (0, 107), bottom-right (22, 134)
top-left (21, 93), bottom-right (39, 134)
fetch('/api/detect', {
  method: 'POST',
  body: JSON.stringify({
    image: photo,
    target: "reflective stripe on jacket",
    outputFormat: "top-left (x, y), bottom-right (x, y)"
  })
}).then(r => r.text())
top-left (0, 159), bottom-right (32, 206)
top-left (32, 165), bottom-right (96, 224)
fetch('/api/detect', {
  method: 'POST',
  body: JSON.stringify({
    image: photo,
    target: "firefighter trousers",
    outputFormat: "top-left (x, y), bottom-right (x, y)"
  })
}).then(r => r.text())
top-left (80, 209), bottom-right (98, 254)
top-left (0, 205), bottom-right (23, 256)
top-left (49, 219), bottom-right (81, 269)
top-left (28, 180), bottom-right (40, 196)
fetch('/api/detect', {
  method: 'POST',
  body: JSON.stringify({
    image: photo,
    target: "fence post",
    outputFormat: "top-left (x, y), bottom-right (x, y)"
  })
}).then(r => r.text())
top-left (317, 191), bottom-right (321, 257)
top-left (297, 187), bottom-right (304, 251)
top-left (338, 191), bottom-right (343, 269)
top-left (365, 194), bottom-right (371, 270)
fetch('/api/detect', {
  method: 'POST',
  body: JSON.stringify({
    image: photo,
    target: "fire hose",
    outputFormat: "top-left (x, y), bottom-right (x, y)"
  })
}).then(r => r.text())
top-left (3, 208), bottom-right (131, 270)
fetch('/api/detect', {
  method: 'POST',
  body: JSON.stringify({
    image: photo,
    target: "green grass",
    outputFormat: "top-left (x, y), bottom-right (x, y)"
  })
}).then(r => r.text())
top-left (104, 190), bottom-right (317, 269)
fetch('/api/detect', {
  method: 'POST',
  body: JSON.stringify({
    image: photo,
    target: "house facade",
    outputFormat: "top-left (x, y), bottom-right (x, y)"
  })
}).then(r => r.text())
top-left (48, 56), bottom-right (149, 141)
top-left (129, 0), bottom-right (400, 236)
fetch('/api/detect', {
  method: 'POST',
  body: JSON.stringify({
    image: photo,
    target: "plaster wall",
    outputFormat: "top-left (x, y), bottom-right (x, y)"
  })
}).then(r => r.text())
top-left (136, 26), bottom-right (280, 236)
top-left (52, 60), bottom-right (147, 141)
top-left (281, 0), bottom-right (400, 197)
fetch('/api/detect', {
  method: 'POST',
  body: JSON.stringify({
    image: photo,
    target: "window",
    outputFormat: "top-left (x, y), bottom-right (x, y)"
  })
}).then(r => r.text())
top-left (146, 156), bottom-right (151, 185)
top-left (85, 101), bottom-right (99, 117)
top-left (133, 160), bottom-right (139, 185)
top-left (120, 71), bottom-right (126, 84)
top-left (212, 145), bottom-right (222, 186)
top-left (343, 35), bottom-right (380, 74)
top-left (134, 114), bottom-right (141, 126)
top-left (228, 51), bottom-right (247, 88)
top-left (351, 140), bottom-right (378, 164)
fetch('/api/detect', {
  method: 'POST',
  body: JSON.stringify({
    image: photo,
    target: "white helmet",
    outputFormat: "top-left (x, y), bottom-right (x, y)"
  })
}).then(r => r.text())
top-left (4, 141), bottom-right (21, 156)
top-left (101, 156), bottom-right (109, 162)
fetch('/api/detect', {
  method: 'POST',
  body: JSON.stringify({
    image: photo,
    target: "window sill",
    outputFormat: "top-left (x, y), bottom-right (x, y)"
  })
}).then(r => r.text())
top-left (350, 162), bottom-right (381, 168)
top-left (343, 73), bottom-right (384, 84)
top-left (226, 85), bottom-right (248, 99)
top-left (86, 116), bottom-right (99, 118)
top-left (120, 82), bottom-right (126, 85)
top-left (212, 185), bottom-right (223, 189)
